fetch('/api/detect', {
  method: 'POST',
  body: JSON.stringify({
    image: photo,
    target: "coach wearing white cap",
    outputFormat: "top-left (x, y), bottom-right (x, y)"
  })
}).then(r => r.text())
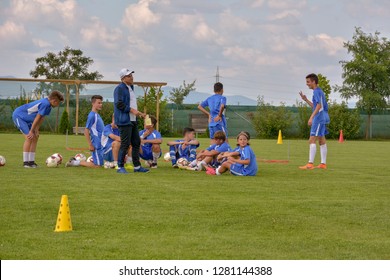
top-left (113, 68), bottom-right (149, 173)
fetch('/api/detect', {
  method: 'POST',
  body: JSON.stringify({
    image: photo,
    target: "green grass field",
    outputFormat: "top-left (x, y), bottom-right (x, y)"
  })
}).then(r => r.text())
top-left (0, 133), bottom-right (389, 260)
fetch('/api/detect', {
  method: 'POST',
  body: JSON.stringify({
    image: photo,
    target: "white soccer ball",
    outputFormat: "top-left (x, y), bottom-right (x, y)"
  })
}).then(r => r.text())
top-left (51, 153), bottom-right (63, 164)
top-left (177, 157), bottom-right (189, 167)
top-left (46, 156), bottom-right (58, 167)
top-left (74, 153), bottom-right (86, 161)
top-left (86, 156), bottom-right (94, 163)
top-left (103, 161), bottom-right (111, 169)
top-left (0, 155), bottom-right (6, 166)
top-left (163, 152), bottom-right (171, 161)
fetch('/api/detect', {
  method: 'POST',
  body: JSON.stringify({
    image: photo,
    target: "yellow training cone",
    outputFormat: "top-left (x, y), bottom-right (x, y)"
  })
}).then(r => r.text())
top-left (54, 195), bottom-right (73, 232)
top-left (277, 130), bottom-right (283, 144)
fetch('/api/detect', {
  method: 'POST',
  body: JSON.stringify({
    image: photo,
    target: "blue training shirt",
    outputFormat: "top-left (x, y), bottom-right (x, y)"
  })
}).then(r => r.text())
top-left (12, 98), bottom-right (52, 123)
top-left (206, 142), bottom-right (231, 153)
top-left (312, 87), bottom-right (330, 124)
top-left (174, 140), bottom-right (200, 159)
top-left (233, 145), bottom-right (258, 176)
top-left (139, 129), bottom-right (162, 149)
top-left (200, 94), bottom-right (227, 127)
top-left (102, 124), bottom-right (119, 153)
top-left (86, 111), bottom-right (105, 150)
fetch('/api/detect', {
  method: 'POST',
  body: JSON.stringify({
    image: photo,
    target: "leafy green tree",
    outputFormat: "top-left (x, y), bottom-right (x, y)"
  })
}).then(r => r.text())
top-left (169, 80), bottom-right (196, 107)
top-left (137, 87), bottom-right (171, 136)
top-left (253, 96), bottom-right (292, 138)
top-left (296, 101), bottom-right (311, 138)
top-left (318, 73), bottom-right (331, 102)
top-left (59, 110), bottom-right (71, 134)
top-left (335, 27), bottom-right (390, 139)
top-left (30, 46), bottom-right (103, 97)
top-left (327, 101), bottom-right (361, 139)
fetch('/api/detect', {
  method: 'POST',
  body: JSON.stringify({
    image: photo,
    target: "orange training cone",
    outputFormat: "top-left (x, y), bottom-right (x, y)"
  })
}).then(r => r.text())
top-left (277, 130), bottom-right (283, 144)
top-left (338, 130), bottom-right (344, 143)
top-left (54, 195), bottom-right (73, 232)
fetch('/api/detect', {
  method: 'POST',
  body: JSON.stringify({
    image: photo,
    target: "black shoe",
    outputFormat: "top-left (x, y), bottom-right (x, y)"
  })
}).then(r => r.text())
top-left (29, 161), bottom-right (38, 168)
top-left (150, 163), bottom-right (158, 169)
top-left (23, 161), bottom-right (31, 168)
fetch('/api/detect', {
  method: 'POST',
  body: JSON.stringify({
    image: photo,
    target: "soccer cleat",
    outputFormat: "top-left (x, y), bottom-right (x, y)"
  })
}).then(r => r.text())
top-left (150, 163), bottom-right (158, 169)
top-left (65, 157), bottom-right (77, 167)
top-left (172, 164), bottom-right (178, 168)
top-left (316, 163), bottom-right (327, 169)
top-left (134, 166), bottom-right (150, 173)
top-left (299, 163), bottom-right (315, 170)
top-left (117, 167), bottom-right (129, 174)
top-left (206, 167), bottom-right (216, 175)
top-left (29, 161), bottom-right (38, 168)
top-left (186, 166), bottom-right (198, 171)
top-left (23, 161), bottom-right (31, 168)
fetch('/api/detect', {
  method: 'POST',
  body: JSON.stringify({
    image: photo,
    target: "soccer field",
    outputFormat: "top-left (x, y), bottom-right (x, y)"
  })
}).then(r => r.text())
top-left (0, 133), bottom-right (389, 260)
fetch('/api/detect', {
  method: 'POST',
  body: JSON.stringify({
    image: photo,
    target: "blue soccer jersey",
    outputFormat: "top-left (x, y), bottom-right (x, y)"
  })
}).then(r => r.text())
top-left (102, 124), bottom-right (119, 153)
top-left (206, 142), bottom-right (231, 153)
top-left (12, 98), bottom-right (52, 123)
top-left (312, 87), bottom-right (329, 124)
top-left (231, 145), bottom-right (258, 176)
top-left (200, 94), bottom-right (227, 127)
top-left (85, 111), bottom-right (105, 150)
top-left (139, 129), bottom-right (162, 149)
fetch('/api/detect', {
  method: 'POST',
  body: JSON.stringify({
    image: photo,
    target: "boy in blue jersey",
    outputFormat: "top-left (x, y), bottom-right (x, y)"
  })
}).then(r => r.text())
top-left (299, 73), bottom-right (330, 170)
top-left (209, 131), bottom-right (257, 176)
top-left (139, 115), bottom-right (162, 168)
top-left (198, 82), bottom-right (227, 144)
top-left (167, 127), bottom-right (200, 168)
top-left (66, 95), bottom-right (105, 168)
top-left (187, 130), bottom-right (231, 171)
top-left (12, 90), bottom-right (64, 168)
top-left (102, 114), bottom-right (121, 167)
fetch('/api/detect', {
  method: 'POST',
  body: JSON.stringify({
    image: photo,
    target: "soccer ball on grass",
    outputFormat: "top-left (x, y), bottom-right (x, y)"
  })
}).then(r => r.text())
top-left (163, 152), bottom-right (171, 162)
top-left (0, 155), bottom-right (6, 166)
top-left (74, 153), bottom-right (86, 161)
top-left (177, 157), bottom-right (189, 167)
top-left (46, 156), bottom-right (59, 168)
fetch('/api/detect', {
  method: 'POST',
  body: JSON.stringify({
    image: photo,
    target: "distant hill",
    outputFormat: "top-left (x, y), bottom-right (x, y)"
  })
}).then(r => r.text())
top-left (0, 80), bottom-right (257, 105)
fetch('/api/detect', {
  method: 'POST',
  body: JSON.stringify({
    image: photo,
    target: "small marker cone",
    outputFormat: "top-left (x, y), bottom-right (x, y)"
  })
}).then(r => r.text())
top-left (339, 130), bottom-right (344, 143)
top-left (54, 195), bottom-right (72, 232)
top-left (277, 130), bottom-right (283, 144)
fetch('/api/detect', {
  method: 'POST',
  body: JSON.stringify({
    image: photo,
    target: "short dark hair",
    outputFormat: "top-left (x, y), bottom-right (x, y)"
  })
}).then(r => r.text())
top-left (306, 73), bottom-right (319, 84)
top-left (214, 82), bottom-right (223, 93)
top-left (149, 115), bottom-right (157, 127)
top-left (91, 95), bottom-right (103, 103)
top-left (183, 127), bottom-right (195, 136)
top-left (214, 130), bottom-right (226, 141)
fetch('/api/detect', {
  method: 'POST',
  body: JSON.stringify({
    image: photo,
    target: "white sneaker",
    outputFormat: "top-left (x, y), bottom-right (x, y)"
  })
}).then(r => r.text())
top-left (65, 157), bottom-right (77, 167)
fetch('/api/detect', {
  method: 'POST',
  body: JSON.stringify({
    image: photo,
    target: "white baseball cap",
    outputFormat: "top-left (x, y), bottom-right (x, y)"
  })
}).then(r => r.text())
top-left (119, 68), bottom-right (135, 79)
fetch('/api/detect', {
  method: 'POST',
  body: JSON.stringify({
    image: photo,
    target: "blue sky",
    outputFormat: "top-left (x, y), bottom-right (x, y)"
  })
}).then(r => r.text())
top-left (0, 0), bottom-right (389, 105)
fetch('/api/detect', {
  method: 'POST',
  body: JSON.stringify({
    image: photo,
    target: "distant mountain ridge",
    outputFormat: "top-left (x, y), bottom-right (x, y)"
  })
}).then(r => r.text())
top-left (0, 77), bottom-right (258, 105)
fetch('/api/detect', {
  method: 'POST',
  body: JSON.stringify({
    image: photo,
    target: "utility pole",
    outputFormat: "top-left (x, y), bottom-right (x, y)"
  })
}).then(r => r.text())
top-left (215, 66), bottom-right (220, 82)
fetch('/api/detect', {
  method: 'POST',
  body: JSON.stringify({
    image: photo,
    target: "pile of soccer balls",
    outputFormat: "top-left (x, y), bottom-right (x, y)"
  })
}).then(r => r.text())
top-left (45, 153), bottom-right (63, 167)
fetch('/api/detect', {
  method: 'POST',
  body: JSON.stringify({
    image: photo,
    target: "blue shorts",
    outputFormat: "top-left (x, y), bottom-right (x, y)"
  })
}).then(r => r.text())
top-left (209, 124), bottom-right (228, 139)
top-left (140, 146), bottom-right (161, 161)
top-left (13, 116), bottom-right (31, 135)
top-left (310, 122), bottom-right (329, 137)
top-left (92, 148), bottom-right (104, 166)
top-left (230, 164), bottom-right (245, 176)
top-left (103, 150), bottom-right (114, 162)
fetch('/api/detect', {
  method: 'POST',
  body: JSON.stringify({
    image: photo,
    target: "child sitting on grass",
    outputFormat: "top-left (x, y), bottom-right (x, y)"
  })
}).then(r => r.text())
top-left (208, 131), bottom-right (257, 176)
top-left (167, 127), bottom-right (199, 168)
top-left (187, 130), bottom-right (231, 171)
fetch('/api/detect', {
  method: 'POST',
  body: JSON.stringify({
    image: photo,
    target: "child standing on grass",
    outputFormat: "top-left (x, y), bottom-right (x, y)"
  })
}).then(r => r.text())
top-left (167, 127), bottom-right (199, 168)
top-left (299, 73), bottom-right (330, 170)
top-left (66, 95), bottom-right (105, 168)
top-left (208, 131), bottom-right (257, 176)
top-left (12, 90), bottom-right (64, 168)
top-left (198, 82), bottom-right (227, 144)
